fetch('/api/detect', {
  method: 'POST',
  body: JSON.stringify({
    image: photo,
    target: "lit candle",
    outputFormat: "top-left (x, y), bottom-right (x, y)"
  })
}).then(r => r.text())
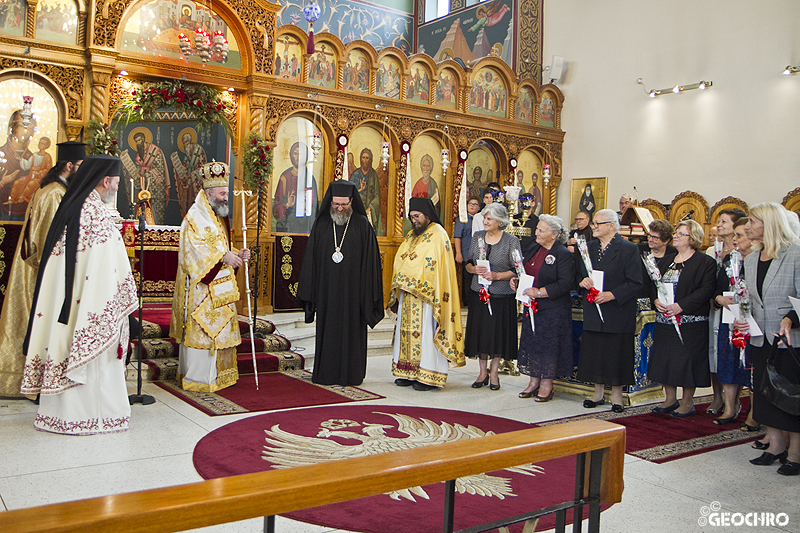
top-left (130, 178), bottom-right (134, 204)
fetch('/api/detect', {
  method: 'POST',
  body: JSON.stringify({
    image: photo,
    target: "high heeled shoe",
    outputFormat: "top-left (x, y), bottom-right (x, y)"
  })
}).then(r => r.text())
top-left (751, 440), bottom-right (769, 450)
top-left (777, 461), bottom-right (800, 476)
top-left (472, 376), bottom-right (489, 388)
top-left (489, 380), bottom-right (501, 391)
top-left (713, 404), bottom-right (742, 425)
top-left (750, 450), bottom-right (788, 466)
top-left (519, 387), bottom-right (539, 399)
top-left (534, 389), bottom-right (555, 402)
top-left (705, 402), bottom-right (724, 415)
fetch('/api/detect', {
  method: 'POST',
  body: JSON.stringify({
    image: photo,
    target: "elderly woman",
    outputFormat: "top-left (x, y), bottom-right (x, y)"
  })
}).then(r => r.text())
top-left (638, 220), bottom-right (677, 299)
top-left (515, 215), bottom-right (575, 401)
top-left (648, 220), bottom-right (717, 417)
top-left (706, 208), bottom-right (748, 415)
top-left (576, 209), bottom-right (643, 412)
top-left (713, 216), bottom-right (755, 425)
top-left (735, 203), bottom-right (800, 474)
top-left (464, 203), bottom-right (522, 390)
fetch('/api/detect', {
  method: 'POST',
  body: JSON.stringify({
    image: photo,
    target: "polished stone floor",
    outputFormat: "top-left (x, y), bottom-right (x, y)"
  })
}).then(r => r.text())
top-left (0, 351), bottom-right (796, 532)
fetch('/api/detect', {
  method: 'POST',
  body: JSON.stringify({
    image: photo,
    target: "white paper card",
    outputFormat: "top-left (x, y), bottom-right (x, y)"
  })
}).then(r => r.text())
top-left (789, 296), bottom-right (800, 317)
top-left (726, 304), bottom-right (763, 336)
top-left (516, 274), bottom-right (535, 304)
top-left (477, 259), bottom-right (491, 286)
top-left (662, 283), bottom-right (675, 305)
top-left (591, 270), bottom-right (604, 292)
top-left (721, 292), bottom-right (736, 323)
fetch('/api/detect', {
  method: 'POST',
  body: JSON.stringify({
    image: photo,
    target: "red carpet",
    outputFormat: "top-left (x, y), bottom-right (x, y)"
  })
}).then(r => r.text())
top-left (155, 369), bottom-right (383, 415)
top-left (193, 405), bottom-right (613, 532)
top-left (539, 395), bottom-right (763, 463)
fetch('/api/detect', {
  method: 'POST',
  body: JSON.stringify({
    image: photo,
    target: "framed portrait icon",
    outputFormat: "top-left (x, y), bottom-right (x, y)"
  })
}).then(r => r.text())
top-left (570, 177), bottom-right (608, 223)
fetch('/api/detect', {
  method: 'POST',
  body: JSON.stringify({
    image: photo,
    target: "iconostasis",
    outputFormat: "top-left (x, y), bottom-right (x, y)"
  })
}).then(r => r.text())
top-left (0, 0), bottom-right (564, 311)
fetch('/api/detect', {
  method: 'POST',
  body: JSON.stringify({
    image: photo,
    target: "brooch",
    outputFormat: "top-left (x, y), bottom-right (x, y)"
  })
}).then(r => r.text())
top-left (545, 255), bottom-right (556, 265)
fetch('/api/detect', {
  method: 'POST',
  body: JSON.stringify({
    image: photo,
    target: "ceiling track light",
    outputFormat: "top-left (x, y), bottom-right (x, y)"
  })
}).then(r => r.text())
top-left (784, 65), bottom-right (800, 75)
top-left (644, 80), bottom-right (712, 98)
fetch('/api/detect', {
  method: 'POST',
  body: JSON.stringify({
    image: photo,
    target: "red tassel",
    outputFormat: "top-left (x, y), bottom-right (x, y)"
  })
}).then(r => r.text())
top-left (307, 28), bottom-right (315, 54)
top-left (732, 327), bottom-right (750, 349)
top-left (478, 286), bottom-right (490, 305)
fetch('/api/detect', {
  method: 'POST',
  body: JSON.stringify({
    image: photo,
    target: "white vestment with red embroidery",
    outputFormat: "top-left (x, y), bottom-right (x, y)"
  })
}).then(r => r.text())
top-left (21, 191), bottom-right (138, 435)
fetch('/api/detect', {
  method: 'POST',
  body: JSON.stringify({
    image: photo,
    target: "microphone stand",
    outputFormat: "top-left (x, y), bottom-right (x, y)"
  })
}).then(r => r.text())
top-left (129, 200), bottom-right (155, 406)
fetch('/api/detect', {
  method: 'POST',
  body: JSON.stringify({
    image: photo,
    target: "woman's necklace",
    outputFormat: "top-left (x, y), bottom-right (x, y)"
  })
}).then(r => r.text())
top-left (331, 217), bottom-right (352, 263)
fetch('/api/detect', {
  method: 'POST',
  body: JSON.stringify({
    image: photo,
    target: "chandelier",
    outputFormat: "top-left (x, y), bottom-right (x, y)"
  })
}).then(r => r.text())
top-left (177, 0), bottom-right (228, 64)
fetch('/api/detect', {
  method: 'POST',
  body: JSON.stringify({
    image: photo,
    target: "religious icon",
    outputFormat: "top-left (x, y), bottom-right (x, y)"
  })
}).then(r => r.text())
top-left (120, 127), bottom-right (170, 225)
top-left (170, 127), bottom-right (207, 218)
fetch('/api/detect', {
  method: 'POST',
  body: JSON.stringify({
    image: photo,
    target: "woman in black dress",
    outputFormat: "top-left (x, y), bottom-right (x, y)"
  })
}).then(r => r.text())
top-left (515, 215), bottom-right (575, 401)
top-left (648, 220), bottom-right (717, 417)
top-left (464, 203), bottom-right (521, 390)
top-left (576, 209), bottom-right (643, 413)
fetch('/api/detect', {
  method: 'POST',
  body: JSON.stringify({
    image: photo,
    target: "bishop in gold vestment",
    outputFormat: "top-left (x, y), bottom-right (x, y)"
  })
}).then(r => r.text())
top-left (390, 197), bottom-right (465, 390)
top-left (0, 142), bottom-right (84, 398)
top-left (170, 161), bottom-right (249, 392)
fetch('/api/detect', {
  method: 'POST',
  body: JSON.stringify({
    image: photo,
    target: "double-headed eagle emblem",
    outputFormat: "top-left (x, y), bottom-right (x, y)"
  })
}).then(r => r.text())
top-left (262, 412), bottom-right (544, 501)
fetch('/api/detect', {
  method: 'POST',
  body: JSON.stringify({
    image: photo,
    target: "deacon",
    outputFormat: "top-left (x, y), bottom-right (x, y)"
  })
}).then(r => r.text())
top-left (389, 197), bottom-right (465, 390)
top-left (297, 180), bottom-right (383, 386)
top-left (170, 161), bottom-right (248, 392)
top-left (21, 155), bottom-right (137, 434)
top-left (0, 141), bottom-right (85, 399)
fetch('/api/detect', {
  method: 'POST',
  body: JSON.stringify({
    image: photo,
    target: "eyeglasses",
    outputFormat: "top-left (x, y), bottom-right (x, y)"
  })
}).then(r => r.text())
top-left (331, 200), bottom-right (351, 208)
top-left (468, 203), bottom-right (480, 208)
top-left (591, 221), bottom-right (614, 227)
top-left (673, 231), bottom-right (691, 238)
top-left (574, 217), bottom-right (588, 222)
top-left (409, 213), bottom-right (425, 221)
top-left (647, 234), bottom-right (662, 241)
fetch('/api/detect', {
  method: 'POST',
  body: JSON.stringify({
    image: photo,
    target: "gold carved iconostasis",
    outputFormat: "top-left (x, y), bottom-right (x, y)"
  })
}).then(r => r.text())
top-left (0, 0), bottom-right (564, 313)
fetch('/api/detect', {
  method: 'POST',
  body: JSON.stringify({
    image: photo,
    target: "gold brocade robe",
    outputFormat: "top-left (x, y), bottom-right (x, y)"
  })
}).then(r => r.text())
top-left (390, 223), bottom-right (465, 368)
top-left (169, 191), bottom-right (241, 376)
top-left (0, 181), bottom-right (65, 398)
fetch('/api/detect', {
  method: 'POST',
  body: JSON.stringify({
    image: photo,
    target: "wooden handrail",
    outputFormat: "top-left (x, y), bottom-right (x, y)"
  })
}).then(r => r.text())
top-left (0, 419), bottom-right (625, 533)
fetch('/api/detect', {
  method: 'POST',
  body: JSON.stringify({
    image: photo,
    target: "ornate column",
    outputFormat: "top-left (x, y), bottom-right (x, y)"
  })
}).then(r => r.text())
top-left (89, 70), bottom-right (111, 121)
top-left (26, 1), bottom-right (37, 39)
top-left (249, 95), bottom-right (267, 138)
top-left (77, 10), bottom-right (88, 47)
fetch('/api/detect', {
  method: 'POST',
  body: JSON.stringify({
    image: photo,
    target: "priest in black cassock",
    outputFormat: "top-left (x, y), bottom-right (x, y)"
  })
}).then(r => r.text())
top-left (298, 180), bottom-right (384, 386)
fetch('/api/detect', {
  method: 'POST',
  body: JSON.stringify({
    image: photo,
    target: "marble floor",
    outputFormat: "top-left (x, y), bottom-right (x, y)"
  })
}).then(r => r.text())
top-left (0, 351), bottom-right (797, 532)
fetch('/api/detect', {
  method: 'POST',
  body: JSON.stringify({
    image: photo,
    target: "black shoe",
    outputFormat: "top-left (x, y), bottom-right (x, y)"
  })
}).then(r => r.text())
top-left (471, 376), bottom-right (490, 388)
top-left (750, 450), bottom-right (788, 466)
top-left (741, 422), bottom-right (762, 432)
top-left (489, 382), bottom-right (501, 391)
top-left (752, 440), bottom-right (769, 450)
top-left (583, 398), bottom-right (605, 408)
top-left (412, 382), bottom-right (437, 391)
top-left (670, 407), bottom-right (696, 418)
top-left (519, 387), bottom-right (539, 399)
top-left (652, 401), bottom-right (680, 414)
top-left (611, 404), bottom-right (624, 413)
top-left (713, 414), bottom-right (739, 425)
top-left (394, 378), bottom-right (414, 387)
top-left (777, 461), bottom-right (800, 476)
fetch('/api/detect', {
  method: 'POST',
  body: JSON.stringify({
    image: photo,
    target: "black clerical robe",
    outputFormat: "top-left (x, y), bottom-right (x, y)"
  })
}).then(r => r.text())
top-left (297, 212), bottom-right (384, 386)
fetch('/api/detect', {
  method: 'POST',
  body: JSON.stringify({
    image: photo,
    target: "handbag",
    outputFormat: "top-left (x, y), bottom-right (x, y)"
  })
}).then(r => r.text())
top-left (757, 335), bottom-right (800, 416)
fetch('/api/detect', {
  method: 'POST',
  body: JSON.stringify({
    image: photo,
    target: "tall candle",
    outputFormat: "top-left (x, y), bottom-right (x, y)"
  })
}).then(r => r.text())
top-left (130, 178), bottom-right (134, 204)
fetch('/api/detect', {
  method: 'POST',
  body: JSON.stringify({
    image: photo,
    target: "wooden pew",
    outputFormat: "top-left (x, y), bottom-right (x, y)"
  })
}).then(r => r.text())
top-left (0, 419), bottom-right (625, 533)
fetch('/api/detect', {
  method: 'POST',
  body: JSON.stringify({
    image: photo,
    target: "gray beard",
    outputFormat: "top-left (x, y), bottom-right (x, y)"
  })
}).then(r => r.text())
top-left (101, 190), bottom-right (116, 204)
top-left (210, 199), bottom-right (229, 217)
top-left (330, 207), bottom-right (352, 226)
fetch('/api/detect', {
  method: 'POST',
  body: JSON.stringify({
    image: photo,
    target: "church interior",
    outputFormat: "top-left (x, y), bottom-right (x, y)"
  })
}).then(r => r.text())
top-left (1, 0), bottom-right (799, 531)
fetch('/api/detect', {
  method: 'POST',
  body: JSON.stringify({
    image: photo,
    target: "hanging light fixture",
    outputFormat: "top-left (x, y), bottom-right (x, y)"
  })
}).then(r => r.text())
top-left (178, 0), bottom-right (228, 64)
top-left (20, 47), bottom-right (35, 127)
top-left (310, 105), bottom-right (322, 160)
top-left (380, 115), bottom-right (390, 170)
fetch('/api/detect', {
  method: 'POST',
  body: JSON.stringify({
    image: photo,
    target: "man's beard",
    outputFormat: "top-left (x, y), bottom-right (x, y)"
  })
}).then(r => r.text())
top-left (330, 206), bottom-right (352, 226)
top-left (412, 218), bottom-right (429, 236)
top-left (210, 198), bottom-right (229, 217)
top-left (137, 143), bottom-right (146, 159)
top-left (101, 189), bottom-right (116, 204)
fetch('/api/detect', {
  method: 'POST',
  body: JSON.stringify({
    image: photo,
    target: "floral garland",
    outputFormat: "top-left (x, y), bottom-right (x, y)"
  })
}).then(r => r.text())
top-left (115, 80), bottom-right (232, 135)
top-left (242, 131), bottom-right (273, 191)
top-left (85, 118), bottom-right (118, 156)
